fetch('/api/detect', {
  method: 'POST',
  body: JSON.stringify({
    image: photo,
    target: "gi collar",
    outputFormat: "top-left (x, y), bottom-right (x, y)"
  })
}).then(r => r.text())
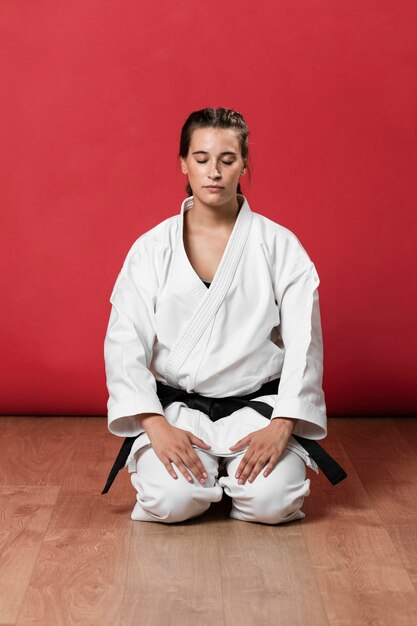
top-left (180, 193), bottom-right (250, 217)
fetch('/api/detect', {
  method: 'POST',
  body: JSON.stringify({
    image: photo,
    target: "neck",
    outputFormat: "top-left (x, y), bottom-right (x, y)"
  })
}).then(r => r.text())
top-left (186, 195), bottom-right (243, 230)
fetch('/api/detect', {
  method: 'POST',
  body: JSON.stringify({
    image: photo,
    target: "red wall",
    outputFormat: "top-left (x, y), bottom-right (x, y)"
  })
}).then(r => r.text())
top-left (1, 1), bottom-right (416, 416)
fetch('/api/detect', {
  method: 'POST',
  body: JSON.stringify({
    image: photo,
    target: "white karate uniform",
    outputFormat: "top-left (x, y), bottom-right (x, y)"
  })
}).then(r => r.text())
top-left (104, 194), bottom-right (326, 524)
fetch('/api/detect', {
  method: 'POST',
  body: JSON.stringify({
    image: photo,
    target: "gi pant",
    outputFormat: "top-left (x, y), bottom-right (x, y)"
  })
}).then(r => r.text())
top-left (127, 401), bottom-right (314, 525)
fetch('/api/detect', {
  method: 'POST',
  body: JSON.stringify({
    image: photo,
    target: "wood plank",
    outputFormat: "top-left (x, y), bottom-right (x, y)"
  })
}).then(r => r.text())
top-left (0, 417), bottom-right (23, 456)
top-left (0, 418), bottom-right (79, 487)
top-left (318, 591), bottom-right (417, 625)
top-left (219, 520), bottom-right (329, 626)
top-left (333, 417), bottom-right (413, 461)
top-left (384, 521), bottom-right (417, 590)
top-left (302, 419), bottom-right (415, 624)
top-left (0, 486), bottom-right (59, 624)
top-left (302, 421), bottom-right (376, 522)
top-left (48, 489), bottom-right (133, 531)
top-left (16, 528), bottom-right (131, 626)
top-left (394, 417), bottom-right (417, 457)
top-left (303, 516), bottom-right (414, 593)
top-left (60, 417), bottom-right (123, 494)
top-left (50, 416), bottom-right (146, 529)
top-left (333, 419), bottom-right (417, 522)
top-left (314, 418), bottom-right (417, 525)
top-left (121, 513), bottom-right (225, 626)
top-left (334, 417), bottom-right (417, 594)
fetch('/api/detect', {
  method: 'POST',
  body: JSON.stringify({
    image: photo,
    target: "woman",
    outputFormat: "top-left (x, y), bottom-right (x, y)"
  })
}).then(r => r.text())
top-left (103, 107), bottom-right (345, 524)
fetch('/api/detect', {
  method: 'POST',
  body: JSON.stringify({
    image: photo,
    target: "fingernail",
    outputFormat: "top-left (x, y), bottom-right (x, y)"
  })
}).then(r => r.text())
top-left (200, 477), bottom-right (205, 484)
top-left (203, 472), bottom-right (208, 478)
top-left (238, 479), bottom-right (243, 485)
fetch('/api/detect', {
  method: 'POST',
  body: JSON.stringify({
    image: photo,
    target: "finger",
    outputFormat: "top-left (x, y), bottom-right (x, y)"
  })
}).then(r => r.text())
top-left (263, 454), bottom-right (280, 478)
top-left (235, 453), bottom-right (254, 482)
top-left (171, 454), bottom-right (195, 483)
top-left (237, 450), bottom-right (265, 483)
top-left (163, 459), bottom-right (178, 480)
top-left (248, 457), bottom-right (269, 483)
top-left (185, 451), bottom-right (209, 484)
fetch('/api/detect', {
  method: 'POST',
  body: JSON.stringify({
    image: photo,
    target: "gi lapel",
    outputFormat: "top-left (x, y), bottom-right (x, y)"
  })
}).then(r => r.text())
top-left (164, 194), bottom-right (253, 387)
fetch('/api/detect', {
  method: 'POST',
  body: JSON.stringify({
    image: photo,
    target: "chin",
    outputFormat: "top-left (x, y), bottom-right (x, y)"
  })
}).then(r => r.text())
top-left (202, 188), bottom-right (232, 201)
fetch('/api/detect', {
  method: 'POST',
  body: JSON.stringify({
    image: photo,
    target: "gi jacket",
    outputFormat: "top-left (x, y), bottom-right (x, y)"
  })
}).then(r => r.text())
top-left (104, 194), bottom-right (327, 449)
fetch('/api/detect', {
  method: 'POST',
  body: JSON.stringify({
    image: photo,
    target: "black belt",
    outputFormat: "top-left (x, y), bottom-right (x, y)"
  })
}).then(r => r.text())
top-left (101, 378), bottom-right (347, 494)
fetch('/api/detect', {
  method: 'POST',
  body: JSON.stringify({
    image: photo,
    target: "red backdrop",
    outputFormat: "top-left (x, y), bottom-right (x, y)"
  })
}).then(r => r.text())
top-left (1, 1), bottom-right (416, 416)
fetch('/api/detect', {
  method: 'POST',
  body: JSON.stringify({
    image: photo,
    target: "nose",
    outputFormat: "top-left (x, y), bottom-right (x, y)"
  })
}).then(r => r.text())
top-left (208, 161), bottom-right (221, 179)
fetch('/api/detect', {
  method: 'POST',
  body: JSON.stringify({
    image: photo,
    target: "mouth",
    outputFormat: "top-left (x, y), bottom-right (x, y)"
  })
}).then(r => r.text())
top-left (204, 185), bottom-right (224, 189)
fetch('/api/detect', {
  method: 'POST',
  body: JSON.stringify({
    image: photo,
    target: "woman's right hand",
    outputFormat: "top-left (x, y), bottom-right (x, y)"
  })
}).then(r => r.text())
top-left (144, 418), bottom-right (212, 484)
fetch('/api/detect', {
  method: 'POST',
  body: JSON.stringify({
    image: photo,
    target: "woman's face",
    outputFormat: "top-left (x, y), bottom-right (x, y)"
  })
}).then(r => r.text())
top-left (180, 127), bottom-right (247, 207)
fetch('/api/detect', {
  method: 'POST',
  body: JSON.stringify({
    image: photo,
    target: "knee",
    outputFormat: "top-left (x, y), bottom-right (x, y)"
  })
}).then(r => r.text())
top-left (131, 447), bottom-right (222, 524)
top-left (231, 451), bottom-right (311, 524)
top-left (164, 482), bottom-right (212, 523)
top-left (249, 475), bottom-right (311, 524)
top-left (136, 475), bottom-right (212, 524)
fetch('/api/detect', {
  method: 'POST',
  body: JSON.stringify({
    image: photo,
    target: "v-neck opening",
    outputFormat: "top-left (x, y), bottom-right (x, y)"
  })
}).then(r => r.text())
top-left (180, 194), bottom-right (246, 291)
top-left (164, 194), bottom-right (253, 386)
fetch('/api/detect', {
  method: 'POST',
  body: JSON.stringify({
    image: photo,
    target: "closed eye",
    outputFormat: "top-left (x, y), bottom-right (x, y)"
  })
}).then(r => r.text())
top-left (196, 160), bottom-right (235, 165)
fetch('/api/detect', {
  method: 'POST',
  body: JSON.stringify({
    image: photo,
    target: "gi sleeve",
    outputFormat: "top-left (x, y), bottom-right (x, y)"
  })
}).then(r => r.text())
top-left (271, 262), bottom-right (327, 440)
top-left (104, 240), bottom-right (165, 437)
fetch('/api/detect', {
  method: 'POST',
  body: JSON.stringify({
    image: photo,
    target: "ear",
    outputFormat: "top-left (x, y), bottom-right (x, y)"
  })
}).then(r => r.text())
top-left (180, 158), bottom-right (188, 175)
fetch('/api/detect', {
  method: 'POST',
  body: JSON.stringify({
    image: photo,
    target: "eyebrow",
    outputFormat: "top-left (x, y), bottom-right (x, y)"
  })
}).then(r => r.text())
top-left (191, 150), bottom-right (237, 156)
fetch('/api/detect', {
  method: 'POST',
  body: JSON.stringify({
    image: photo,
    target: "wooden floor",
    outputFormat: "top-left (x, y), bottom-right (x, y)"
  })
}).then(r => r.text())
top-left (0, 417), bottom-right (416, 626)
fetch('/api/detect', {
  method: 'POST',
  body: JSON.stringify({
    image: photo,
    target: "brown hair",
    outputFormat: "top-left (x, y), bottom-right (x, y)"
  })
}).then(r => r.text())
top-left (179, 107), bottom-right (250, 196)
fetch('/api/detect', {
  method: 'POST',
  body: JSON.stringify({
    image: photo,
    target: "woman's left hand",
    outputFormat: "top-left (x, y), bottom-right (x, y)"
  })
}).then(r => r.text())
top-left (229, 417), bottom-right (298, 484)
